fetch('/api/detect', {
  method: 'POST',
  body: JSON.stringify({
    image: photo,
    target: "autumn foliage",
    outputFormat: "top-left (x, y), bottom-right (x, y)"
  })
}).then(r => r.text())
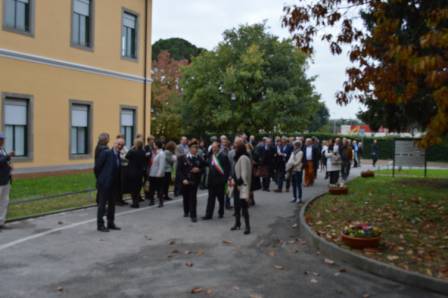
top-left (283, 0), bottom-right (448, 146)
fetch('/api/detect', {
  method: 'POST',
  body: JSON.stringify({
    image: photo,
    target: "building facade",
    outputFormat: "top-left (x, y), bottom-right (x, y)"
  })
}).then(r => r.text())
top-left (0, 0), bottom-right (153, 173)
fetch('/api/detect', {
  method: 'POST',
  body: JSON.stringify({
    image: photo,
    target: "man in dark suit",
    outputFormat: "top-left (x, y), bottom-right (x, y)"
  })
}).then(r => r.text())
top-left (256, 138), bottom-right (276, 191)
top-left (95, 137), bottom-right (125, 232)
top-left (177, 142), bottom-right (205, 223)
top-left (0, 133), bottom-right (13, 229)
top-left (202, 141), bottom-right (230, 220)
top-left (302, 138), bottom-right (320, 186)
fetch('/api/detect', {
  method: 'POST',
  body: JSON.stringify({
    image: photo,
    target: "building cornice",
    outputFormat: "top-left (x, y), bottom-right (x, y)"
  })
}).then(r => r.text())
top-left (0, 48), bottom-right (152, 84)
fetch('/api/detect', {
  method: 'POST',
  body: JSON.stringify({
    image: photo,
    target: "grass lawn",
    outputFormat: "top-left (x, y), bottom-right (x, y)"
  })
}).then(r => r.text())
top-left (7, 192), bottom-right (96, 221)
top-left (7, 172), bottom-right (96, 221)
top-left (11, 172), bottom-right (95, 200)
top-left (375, 168), bottom-right (448, 178)
top-left (306, 176), bottom-right (448, 280)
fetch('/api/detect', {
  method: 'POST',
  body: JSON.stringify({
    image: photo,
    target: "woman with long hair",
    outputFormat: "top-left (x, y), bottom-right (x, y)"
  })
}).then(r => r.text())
top-left (231, 141), bottom-right (252, 235)
top-left (126, 138), bottom-right (147, 208)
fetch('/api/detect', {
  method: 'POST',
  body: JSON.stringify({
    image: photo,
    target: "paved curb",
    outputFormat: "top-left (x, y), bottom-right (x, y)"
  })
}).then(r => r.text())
top-left (299, 194), bottom-right (448, 295)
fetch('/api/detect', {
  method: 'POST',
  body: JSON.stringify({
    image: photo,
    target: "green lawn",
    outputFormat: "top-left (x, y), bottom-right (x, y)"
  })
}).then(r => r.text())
top-left (8, 192), bottom-right (96, 221)
top-left (375, 168), bottom-right (448, 178)
top-left (7, 172), bottom-right (96, 221)
top-left (11, 172), bottom-right (95, 200)
top-left (306, 176), bottom-right (448, 280)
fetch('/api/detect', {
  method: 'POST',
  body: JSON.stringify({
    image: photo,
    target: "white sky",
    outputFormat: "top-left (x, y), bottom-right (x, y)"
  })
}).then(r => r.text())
top-left (152, 0), bottom-right (364, 119)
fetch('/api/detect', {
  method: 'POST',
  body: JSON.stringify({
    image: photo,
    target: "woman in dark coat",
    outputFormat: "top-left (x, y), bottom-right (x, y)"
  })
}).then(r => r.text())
top-left (94, 133), bottom-right (110, 205)
top-left (126, 138), bottom-right (147, 208)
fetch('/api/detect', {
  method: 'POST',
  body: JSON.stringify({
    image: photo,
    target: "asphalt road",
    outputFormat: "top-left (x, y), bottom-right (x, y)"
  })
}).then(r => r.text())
top-left (0, 167), bottom-right (444, 298)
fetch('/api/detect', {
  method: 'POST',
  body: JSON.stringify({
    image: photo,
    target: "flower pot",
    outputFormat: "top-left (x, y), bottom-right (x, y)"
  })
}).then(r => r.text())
top-left (329, 186), bottom-right (348, 195)
top-left (341, 233), bottom-right (381, 249)
top-left (361, 171), bottom-right (375, 178)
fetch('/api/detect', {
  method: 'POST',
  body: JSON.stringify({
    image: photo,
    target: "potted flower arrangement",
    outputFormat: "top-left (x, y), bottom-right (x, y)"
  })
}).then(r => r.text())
top-left (341, 223), bottom-right (382, 249)
top-left (361, 170), bottom-right (375, 178)
top-left (329, 183), bottom-right (349, 195)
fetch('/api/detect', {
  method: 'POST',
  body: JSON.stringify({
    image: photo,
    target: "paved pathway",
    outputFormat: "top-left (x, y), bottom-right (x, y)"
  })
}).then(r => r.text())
top-left (0, 167), bottom-right (444, 298)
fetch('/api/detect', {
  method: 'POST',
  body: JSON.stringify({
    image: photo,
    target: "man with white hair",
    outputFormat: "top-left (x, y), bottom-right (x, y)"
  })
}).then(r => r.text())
top-left (95, 137), bottom-right (125, 232)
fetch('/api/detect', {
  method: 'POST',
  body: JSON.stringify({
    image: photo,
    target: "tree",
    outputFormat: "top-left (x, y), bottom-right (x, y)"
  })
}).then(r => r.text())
top-left (151, 51), bottom-right (188, 140)
top-left (180, 23), bottom-right (321, 136)
top-left (308, 101), bottom-right (330, 132)
top-left (152, 38), bottom-right (205, 62)
top-left (283, 1), bottom-right (448, 146)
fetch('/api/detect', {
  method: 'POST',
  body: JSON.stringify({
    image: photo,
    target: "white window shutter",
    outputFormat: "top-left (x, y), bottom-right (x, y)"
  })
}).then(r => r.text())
top-left (121, 110), bottom-right (134, 126)
top-left (5, 101), bottom-right (27, 125)
top-left (72, 105), bottom-right (88, 127)
top-left (74, 0), bottom-right (90, 16)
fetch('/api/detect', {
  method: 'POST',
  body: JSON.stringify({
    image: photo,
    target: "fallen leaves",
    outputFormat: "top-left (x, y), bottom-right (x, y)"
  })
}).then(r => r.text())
top-left (56, 287), bottom-right (64, 292)
top-left (185, 261), bottom-right (194, 268)
top-left (274, 265), bottom-right (285, 270)
top-left (324, 258), bottom-right (335, 265)
top-left (223, 240), bottom-right (233, 245)
top-left (191, 287), bottom-right (203, 294)
top-left (387, 255), bottom-right (400, 261)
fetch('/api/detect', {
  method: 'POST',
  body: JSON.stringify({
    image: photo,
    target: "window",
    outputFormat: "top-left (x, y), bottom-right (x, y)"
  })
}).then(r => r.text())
top-left (4, 0), bottom-right (32, 33)
top-left (121, 12), bottom-right (137, 59)
top-left (72, 0), bottom-right (92, 48)
top-left (120, 109), bottom-right (135, 147)
top-left (4, 98), bottom-right (29, 157)
top-left (70, 104), bottom-right (90, 155)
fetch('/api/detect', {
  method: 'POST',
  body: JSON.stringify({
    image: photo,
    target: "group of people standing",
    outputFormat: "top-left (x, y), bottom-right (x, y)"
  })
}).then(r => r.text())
top-left (93, 133), bottom-right (255, 235)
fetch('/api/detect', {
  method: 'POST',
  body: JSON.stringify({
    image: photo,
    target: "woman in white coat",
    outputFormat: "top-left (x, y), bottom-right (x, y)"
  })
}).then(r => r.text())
top-left (231, 142), bottom-right (252, 235)
top-left (324, 139), bottom-right (341, 185)
top-left (286, 141), bottom-right (304, 203)
top-left (149, 141), bottom-right (166, 207)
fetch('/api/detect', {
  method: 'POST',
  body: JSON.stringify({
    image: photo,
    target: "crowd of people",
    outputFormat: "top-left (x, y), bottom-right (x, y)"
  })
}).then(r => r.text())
top-left (93, 133), bottom-right (367, 235)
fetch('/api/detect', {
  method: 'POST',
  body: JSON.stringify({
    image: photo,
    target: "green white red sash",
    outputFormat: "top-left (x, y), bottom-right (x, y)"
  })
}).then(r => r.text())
top-left (211, 154), bottom-right (224, 175)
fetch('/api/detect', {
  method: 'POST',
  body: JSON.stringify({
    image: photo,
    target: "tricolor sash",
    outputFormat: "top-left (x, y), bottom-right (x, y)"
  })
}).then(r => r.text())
top-left (211, 154), bottom-right (225, 175)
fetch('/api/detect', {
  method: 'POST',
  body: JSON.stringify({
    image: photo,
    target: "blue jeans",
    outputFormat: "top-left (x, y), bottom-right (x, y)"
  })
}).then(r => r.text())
top-left (291, 171), bottom-right (303, 200)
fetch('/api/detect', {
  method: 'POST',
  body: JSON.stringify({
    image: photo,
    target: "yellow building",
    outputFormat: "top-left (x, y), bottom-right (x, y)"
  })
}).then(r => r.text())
top-left (0, 0), bottom-right (153, 173)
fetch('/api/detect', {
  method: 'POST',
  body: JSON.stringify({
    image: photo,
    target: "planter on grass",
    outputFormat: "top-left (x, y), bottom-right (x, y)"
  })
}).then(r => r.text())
top-left (361, 170), bottom-right (375, 178)
top-left (341, 223), bottom-right (382, 249)
top-left (329, 185), bottom-right (349, 195)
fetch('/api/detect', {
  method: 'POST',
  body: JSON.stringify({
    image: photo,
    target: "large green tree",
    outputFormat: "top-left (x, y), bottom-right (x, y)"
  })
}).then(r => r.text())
top-left (308, 101), bottom-right (330, 132)
top-left (283, 0), bottom-right (448, 146)
top-left (152, 38), bottom-right (205, 62)
top-left (180, 23), bottom-right (321, 136)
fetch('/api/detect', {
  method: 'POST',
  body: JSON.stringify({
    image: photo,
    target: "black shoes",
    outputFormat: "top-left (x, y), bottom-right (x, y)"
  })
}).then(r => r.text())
top-left (230, 225), bottom-right (241, 231)
top-left (149, 201), bottom-right (155, 206)
top-left (107, 224), bottom-right (121, 231)
top-left (130, 204), bottom-right (140, 209)
top-left (97, 226), bottom-right (109, 232)
top-left (191, 218), bottom-right (198, 223)
top-left (202, 217), bottom-right (212, 220)
top-left (244, 227), bottom-right (251, 235)
top-left (219, 214), bottom-right (224, 219)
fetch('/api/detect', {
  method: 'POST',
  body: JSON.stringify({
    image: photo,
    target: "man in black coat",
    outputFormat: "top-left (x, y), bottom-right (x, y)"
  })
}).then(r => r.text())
top-left (202, 141), bottom-right (230, 220)
top-left (255, 138), bottom-right (276, 191)
top-left (176, 142), bottom-right (205, 223)
top-left (95, 137), bottom-right (125, 232)
top-left (0, 133), bottom-right (13, 229)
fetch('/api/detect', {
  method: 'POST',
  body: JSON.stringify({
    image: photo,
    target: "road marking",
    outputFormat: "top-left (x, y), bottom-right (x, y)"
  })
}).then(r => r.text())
top-left (0, 193), bottom-right (208, 252)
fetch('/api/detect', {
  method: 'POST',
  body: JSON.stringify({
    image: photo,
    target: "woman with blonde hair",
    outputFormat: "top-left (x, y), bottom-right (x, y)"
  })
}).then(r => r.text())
top-left (126, 138), bottom-right (146, 208)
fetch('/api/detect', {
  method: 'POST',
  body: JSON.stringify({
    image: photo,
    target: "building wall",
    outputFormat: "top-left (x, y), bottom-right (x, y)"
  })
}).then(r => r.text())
top-left (0, 0), bottom-right (152, 172)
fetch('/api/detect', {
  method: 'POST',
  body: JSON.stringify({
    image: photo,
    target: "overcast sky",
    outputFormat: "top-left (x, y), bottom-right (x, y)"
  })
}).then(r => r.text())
top-left (152, 0), bottom-right (363, 119)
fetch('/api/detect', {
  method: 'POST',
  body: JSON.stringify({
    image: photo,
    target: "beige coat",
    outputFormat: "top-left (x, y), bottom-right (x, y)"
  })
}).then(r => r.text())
top-left (286, 149), bottom-right (303, 172)
top-left (234, 155), bottom-right (252, 200)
